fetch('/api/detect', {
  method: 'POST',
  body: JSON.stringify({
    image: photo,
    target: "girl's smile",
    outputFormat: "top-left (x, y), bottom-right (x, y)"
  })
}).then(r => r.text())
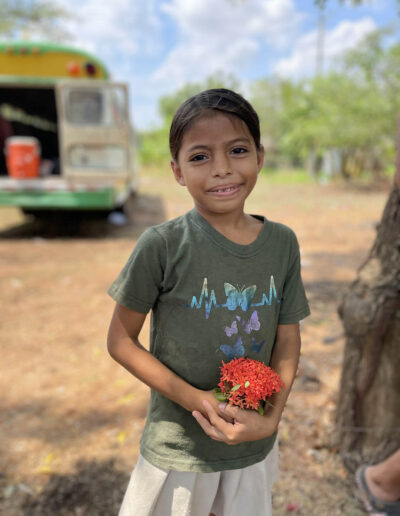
top-left (207, 183), bottom-right (242, 196)
top-left (171, 111), bottom-right (264, 224)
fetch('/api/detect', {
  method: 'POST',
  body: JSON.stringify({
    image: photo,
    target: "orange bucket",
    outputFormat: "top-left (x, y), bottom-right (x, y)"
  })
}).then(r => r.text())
top-left (5, 136), bottom-right (41, 179)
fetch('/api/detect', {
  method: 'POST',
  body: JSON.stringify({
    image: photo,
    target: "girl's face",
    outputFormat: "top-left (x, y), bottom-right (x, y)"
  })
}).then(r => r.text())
top-left (171, 111), bottom-right (264, 221)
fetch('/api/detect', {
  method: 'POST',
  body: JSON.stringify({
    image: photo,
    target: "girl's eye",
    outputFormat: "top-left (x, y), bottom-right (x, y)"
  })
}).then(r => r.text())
top-left (190, 154), bottom-right (207, 162)
top-left (231, 147), bottom-right (248, 155)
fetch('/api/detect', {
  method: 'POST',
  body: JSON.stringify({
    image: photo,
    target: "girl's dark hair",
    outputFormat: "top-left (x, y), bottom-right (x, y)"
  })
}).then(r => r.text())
top-left (169, 88), bottom-right (261, 161)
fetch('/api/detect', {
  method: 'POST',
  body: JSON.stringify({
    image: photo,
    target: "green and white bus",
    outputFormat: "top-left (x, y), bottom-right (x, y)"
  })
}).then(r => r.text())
top-left (0, 41), bottom-right (137, 214)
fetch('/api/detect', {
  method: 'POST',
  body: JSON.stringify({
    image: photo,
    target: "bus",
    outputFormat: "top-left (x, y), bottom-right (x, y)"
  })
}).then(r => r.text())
top-left (0, 41), bottom-right (137, 215)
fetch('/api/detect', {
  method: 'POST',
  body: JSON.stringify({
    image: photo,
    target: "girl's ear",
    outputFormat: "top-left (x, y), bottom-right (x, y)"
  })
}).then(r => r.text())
top-left (257, 145), bottom-right (265, 173)
top-left (171, 160), bottom-right (186, 186)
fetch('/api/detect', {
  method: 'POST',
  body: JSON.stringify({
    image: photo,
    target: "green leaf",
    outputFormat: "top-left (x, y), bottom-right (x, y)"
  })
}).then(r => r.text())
top-left (244, 381), bottom-right (250, 388)
top-left (213, 388), bottom-right (226, 402)
top-left (231, 384), bottom-right (241, 392)
top-left (257, 405), bottom-right (264, 416)
top-left (215, 394), bottom-right (227, 401)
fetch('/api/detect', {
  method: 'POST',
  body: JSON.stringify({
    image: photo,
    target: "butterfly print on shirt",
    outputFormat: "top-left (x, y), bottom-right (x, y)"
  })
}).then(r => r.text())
top-left (224, 320), bottom-right (238, 337)
top-left (250, 337), bottom-right (265, 353)
top-left (236, 310), bottom-right (260, 334)
top-left (223, 283), bottom-right (256, 312)
top-left (220, 336), bottom-right (245, 360)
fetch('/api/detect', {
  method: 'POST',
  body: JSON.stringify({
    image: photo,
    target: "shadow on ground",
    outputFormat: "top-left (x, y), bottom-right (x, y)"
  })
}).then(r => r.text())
top-left (2, 402), bottom-right (135, 445)
top-left (0, 459), bottom-right (129, 516)
top-left (0, 194), bottom-right (166, 239)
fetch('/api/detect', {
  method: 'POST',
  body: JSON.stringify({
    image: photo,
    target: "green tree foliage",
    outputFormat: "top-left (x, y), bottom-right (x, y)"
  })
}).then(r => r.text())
top-left (249, 79), bottom-right (282, 167)
top-left (279, 73), bottom-right (391, 176)
top-left (248, 30), bottom-right (400, 178)
top-left (0, 0), bottom-right (70, 39)
top-left (137, 124), bottom-right (171, 169)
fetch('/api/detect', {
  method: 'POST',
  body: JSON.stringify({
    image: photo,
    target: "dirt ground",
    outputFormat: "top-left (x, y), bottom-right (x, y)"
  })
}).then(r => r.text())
top-left (0, 171), bottom-right (392, 515)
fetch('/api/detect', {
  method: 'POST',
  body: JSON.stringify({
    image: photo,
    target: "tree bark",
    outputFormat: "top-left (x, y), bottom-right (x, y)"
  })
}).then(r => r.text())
top-left (336, 157), bottom-right (400, 472)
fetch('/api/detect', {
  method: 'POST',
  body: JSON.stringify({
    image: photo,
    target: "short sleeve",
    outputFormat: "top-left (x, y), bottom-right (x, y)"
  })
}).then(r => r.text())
top-left (108, 227), bottom-right (166, 313)
top-left (278, 233), bottom-right (310, 324)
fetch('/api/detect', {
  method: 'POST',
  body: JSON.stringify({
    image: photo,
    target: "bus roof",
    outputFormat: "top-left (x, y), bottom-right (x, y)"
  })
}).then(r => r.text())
top-left (0, 41), bottom-right (109, 83)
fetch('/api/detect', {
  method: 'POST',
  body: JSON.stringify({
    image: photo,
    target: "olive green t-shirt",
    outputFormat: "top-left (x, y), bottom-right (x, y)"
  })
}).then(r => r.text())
top-left (108, 209), bottom-right (310, 472)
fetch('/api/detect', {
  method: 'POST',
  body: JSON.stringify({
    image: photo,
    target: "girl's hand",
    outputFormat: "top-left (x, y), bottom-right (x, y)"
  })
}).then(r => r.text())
top-left (192, 390), bottom-right (234, 423)
top-left (192, 400), bottom-right (278, 445)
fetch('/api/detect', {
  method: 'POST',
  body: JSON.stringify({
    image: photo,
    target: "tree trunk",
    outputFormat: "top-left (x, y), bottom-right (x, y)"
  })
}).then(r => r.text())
top-left (336, 162), bottom-right (400, 472)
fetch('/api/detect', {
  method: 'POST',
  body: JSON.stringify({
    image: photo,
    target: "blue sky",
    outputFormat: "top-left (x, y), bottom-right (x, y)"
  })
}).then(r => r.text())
top-left (50, 0), bottom-right (399, 130)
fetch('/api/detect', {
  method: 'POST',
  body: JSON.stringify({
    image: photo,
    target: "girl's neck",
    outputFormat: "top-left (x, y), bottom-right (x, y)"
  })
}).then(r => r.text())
top-left (194, 206), bottom-right (263, 245)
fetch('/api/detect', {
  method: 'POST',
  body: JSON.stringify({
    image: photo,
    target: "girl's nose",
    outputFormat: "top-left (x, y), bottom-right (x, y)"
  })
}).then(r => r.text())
top-left (212, 155), bottom-right (232, 177)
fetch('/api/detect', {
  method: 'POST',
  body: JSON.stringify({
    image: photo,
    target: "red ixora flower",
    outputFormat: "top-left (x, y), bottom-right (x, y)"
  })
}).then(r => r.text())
top-left (215, 357), bottom-right (285, 414)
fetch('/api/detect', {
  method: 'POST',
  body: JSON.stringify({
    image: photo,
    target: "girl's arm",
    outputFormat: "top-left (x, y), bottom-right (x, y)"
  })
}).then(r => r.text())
top-left (107, 303), bottom-right (224, 415)
top-left (192, 323), bottom-right (301, 444)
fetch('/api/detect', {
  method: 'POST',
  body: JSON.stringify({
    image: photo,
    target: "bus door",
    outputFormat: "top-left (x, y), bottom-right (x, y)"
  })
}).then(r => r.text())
top-left (56, 81), bottom-right (134, 183)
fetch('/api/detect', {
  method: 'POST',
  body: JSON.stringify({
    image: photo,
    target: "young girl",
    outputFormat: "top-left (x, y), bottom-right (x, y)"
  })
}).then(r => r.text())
top-left (107, 88), bottom-right (310, 516)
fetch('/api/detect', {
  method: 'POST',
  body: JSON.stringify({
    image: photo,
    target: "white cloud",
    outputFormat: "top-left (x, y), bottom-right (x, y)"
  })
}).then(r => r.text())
top-left (161, 0), bottom-right (302, 47)
top-left (153, 37), bottom-right (259, 86)
top-left (56, 0), bottom-right (162, 59)
top-left (274, 17), bottom-right (378, 79)
top-left (153, 0), bottom-right (303, 87)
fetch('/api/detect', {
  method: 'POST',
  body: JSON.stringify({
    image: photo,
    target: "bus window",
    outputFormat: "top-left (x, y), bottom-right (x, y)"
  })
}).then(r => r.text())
top-left (104, 88), bottom-right (127, 126)
top-left (66, 89), bottom-right (103, 125)
top-left (64, 87), bottom-right (127, 127)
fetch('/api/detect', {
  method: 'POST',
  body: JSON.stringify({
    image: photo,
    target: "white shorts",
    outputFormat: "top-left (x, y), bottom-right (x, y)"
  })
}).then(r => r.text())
top-left (118, 441), bottom-right (279, 516)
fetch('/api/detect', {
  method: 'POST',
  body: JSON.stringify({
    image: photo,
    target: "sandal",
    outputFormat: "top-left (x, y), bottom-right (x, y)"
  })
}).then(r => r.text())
top-left (355, 465), bottom-right (400, 515)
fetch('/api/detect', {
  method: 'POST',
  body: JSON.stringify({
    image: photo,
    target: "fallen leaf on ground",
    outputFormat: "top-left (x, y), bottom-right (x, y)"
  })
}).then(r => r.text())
top-left (117, 431), bottom-right (127, 444)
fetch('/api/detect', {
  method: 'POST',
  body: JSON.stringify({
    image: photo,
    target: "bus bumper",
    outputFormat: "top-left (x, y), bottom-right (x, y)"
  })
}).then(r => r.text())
top-left (0, 178), bottom-right (119, 210)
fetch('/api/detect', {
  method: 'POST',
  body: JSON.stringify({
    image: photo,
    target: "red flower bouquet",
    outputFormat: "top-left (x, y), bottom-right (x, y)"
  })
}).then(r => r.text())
top-left (214, 357), bottom-right (285, 415)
